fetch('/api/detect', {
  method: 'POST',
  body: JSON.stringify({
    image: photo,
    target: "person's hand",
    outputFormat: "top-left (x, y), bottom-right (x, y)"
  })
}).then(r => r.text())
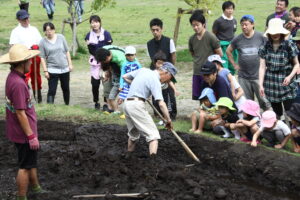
top-left (69, 65), bottom-right (73, 72)
top-left (237, 119), bottom-right (243, 124)
top-left (250, 140), bottom-right (257, 147)
top-left (175, 90), bottom-right (180, 96)
top-left (165, 120), bottom-right (173, 130)
top-left (259, 85), bottom-right (265, 97)
top-left (117, 98), bottom-right (123, 105)
top-left (44, 72), bottom-right (50, 80)
top-left (274, 144), bottom-right (282, 149)
top-left (282, 76), bottom-right (291, 86)
top-left (119, 88), bottom-right (123, 92)
top-left (294, 148), bottom-right (300, 153)
top-left (229, 123), bottom-right (236, 130)
top-left (233, 63), bottom-right (240, 70)
top-left (27, 134), bottom-right (40, 150)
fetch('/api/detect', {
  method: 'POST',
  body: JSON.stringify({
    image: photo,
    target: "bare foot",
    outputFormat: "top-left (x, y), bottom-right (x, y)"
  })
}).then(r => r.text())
top-left (194, 129), bottom-right (203, 134)
top-left (189, 129), bottom-right (196, 132)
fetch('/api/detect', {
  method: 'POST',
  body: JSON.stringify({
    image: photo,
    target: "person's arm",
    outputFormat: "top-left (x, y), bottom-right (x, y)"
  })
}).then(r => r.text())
top-left (275, 134), bottom-right (292, 149)
top-left (40, 57), bottom-right (49, 79)
top-left (259, 58), bottom-right (266, 96)
top-left (119, 64), bottom-right (126, 90)
top-left (226, 44), bottom-right (239, 70)
top-left (214, 47), bottom-right (223, 57)
top-left (188, 37), bottom-right (194, 57)
top-left (283, 56), bottom-right (300, 86)
top-left (15, 110), bottom-right (39, 150)
top-left (66, 51), bottom-right (73, 72)
top-left (169, 81), bottom-right (179, 96)
top-left (251, 129), bottom-right (262, 147)
top-left (170, 39), bottom-right (176, 65)
top-left (241, 118), bottom-right (258, 127)
top-left (158, 100), bottom-right (173, 130)
top-left (227, 73), bottom-right (236, 99)
top-left (234, 87), bottom-right (244, 101)
top-left (170, 52), bottom-right (176, 65)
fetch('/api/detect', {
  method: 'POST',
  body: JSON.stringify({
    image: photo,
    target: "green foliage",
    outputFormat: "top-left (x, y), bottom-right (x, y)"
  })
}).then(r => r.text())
top-left (91, 0), bottom-right (116, 11)
top-left (181, 0), bottom-right (238, 14)
top-left (176, 49), bottom-right (193, 62)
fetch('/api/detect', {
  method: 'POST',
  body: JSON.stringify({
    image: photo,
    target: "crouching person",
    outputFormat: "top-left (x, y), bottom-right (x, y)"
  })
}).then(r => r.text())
top-left (122, 62), bottom-right (177, 156)
top-left (286, 103), bottom-right (300, 153)
top-left (213, 97), bottom-right (239, 138)
top-left (0, 44), bottom-right (45, 200)
top-left (251, 111), bottom-right (291, 148)
top-left (190, 88), bottom-right (219, 133)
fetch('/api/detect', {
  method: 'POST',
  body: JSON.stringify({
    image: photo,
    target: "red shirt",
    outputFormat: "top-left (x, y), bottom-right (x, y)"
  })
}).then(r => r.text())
top-left (5, 70), bottom-right (37, 143)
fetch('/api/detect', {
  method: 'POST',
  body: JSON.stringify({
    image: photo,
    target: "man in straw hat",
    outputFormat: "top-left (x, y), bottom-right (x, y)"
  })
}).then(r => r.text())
top-left (258, 18), bottom-right (299, 119)
top-left (0, 44), bottom-right (46, 199)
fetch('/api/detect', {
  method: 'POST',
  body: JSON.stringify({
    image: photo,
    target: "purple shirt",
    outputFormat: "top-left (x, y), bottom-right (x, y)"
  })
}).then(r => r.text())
top-left (5, 70), bottom-right (37, 143)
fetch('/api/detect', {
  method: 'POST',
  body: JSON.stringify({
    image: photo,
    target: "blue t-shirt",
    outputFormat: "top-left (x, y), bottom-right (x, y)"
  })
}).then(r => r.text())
top-left (218, 68), bottom-right (230, 86)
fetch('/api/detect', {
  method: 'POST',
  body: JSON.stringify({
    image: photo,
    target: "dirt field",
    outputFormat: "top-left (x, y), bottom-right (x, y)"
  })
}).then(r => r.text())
top-left (1, 120), bottom-right (300, 200)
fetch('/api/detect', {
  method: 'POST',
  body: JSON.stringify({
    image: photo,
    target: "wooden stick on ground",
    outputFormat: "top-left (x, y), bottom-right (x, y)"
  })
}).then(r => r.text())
top-left (73, 192), bottom-right (149, 198)
top-left (146, 100), bottom-right (201, 163)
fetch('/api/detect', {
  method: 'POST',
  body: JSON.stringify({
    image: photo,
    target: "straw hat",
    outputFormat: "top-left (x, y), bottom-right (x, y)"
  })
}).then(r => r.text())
top-left (0, 44), bottom-right (40, 64)
top-left (264, 18), bottom-right (289, 37)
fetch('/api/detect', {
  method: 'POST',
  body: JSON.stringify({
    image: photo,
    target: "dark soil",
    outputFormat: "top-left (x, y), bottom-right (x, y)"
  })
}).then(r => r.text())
top-left (0, 120), bottom-right (300, 200)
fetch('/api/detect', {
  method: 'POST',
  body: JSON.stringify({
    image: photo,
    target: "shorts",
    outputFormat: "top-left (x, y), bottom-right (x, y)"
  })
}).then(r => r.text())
top-left (123, 99), bottom-right (160, 142)
top-left (108, 74), bottom-right (120, 100)
top-left (15, 143), bottom-right (38, 169)
top-left (103, 78), bottom-right (113, 99)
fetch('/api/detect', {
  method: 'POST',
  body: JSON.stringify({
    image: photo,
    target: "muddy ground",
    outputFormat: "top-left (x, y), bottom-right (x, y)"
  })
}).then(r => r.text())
top-left (0, 120), bottom-right (300, 200)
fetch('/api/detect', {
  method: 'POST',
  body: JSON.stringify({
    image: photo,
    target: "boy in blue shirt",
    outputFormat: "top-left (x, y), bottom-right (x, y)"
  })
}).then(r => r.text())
top-left (118, 46), bottom-right (142, 104)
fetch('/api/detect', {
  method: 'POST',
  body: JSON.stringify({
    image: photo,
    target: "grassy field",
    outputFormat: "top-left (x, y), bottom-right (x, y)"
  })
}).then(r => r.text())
top-left (0, 0), bottom-right (300, 156)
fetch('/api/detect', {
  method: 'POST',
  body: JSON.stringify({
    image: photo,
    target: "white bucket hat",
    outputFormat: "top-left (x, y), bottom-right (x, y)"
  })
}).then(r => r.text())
top-left (207, 54), bottom-right (225, 64)
top-left (264, 18), bottom-right (289, 37)
top-left (125, 46), bottom-right (136, 55)
top-left (0, 44), bottom-right (40, 64)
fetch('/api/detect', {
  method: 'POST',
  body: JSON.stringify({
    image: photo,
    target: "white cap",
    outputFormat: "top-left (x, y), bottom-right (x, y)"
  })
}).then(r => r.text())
top-left (125, 46), bottom-right (136, 55)
top-left (207, 54), bottom-right (225, 64)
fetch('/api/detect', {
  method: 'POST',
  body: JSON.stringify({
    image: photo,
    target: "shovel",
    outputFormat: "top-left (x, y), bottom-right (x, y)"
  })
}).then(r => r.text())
top-left (73, 192), bottom-right (149, 198)
top-left (146, 100), bottom-right (200, 163)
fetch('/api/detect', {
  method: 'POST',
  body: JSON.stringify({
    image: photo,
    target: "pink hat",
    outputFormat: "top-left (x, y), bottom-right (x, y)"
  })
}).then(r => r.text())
top-left (261, 111), bottom-right (277, 128)
top-left (241, 100), bottom-right (261, 117)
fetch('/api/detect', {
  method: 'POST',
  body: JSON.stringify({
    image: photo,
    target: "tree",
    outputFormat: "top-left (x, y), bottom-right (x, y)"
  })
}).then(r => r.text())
top-left (61, 0), bottom-right (116, 56)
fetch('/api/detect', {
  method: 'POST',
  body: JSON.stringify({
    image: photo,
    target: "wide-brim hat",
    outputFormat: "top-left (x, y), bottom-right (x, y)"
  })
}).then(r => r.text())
top-left (214, 97), bottom-right (236, 111)
top-left (261, 110), bottom-right (277, 128)
top-left (264, 18), bottom-right (290, 37)
top-left (0, 44), bottom-right (40, 64)
top-left (286, 103), bottom-right (300, 122)
top-left (199, 87), bottom-right (216, 104)
top-left (240, 100), bottom-right (261, 118)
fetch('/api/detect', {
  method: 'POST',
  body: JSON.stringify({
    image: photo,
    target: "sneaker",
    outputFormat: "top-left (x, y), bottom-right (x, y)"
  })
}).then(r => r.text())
top-left (102, 104), bottom-right (109, 112)
top-left (157, 120), bottom-right (164, 126)
top-left (120, 114), bottom-right (126, 119)
top-left (112, 111), bottom-right (121, 115)
top-left (94, 103), bottom-right (100, 110)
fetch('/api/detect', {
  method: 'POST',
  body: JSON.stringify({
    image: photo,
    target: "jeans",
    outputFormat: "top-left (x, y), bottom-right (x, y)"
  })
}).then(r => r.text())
top-left (44, 1), bottom-right (55, 15)
top-left (48, 72), bottom-right (70, 105)
top-left (74, 0), bottom-right (84, 21)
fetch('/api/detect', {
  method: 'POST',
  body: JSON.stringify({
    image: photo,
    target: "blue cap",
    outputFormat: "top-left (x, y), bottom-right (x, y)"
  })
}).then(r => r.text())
top-left (241, 15), bottom-right (254, 23)
top-left (16, 10), bottom-right (29, 20)
top-left (199, 88), bottom-right (216, 104)
top-left (161, 62), bottom-right (178, 82)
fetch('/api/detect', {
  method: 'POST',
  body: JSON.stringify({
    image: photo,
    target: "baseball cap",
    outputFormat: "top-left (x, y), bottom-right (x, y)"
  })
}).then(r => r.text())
top-left (16, 10), bottom-right (29, 20)
top-left (241, 15), bottom-right (254, 23)
top-left (200, 61), bottom-right (217, 75)
top-left (207, 54), bottom-right (225, 64)
top-left (261, 111), bottom-right (277, 128)
top-left (125, 46), bottom-right (136, 55)
top-left (161, 62), bottom-right (177, 82)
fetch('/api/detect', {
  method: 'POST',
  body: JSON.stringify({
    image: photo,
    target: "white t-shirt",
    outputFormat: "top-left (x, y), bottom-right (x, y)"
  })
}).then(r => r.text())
top-left (232, 76), bottom-right (246, 112)
top-left (259, 120), bottom-right (291, 136)
top-left (9, 24), bottom-right (42, 49)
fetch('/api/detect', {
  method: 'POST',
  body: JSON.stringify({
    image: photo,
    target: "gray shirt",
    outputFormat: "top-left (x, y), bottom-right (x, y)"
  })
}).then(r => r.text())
top-left (230, 31), bottom-right (265, 80)
top-left (39, 34), bottom-right (69, 74)
top-left (126, 68), bottom-right (163, 100)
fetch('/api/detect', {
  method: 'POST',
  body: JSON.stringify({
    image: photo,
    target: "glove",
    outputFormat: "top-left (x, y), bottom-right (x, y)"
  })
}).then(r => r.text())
top-left (27, 134), bottom-right (40, 150)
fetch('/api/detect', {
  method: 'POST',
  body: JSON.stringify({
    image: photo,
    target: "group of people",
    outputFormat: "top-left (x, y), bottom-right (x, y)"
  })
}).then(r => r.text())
top-left (1, 0), bottom-right (300, 199)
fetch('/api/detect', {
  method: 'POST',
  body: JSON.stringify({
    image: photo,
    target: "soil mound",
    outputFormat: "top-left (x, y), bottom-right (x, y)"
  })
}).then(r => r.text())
top-left (0, 120), bottom-right (300, 200)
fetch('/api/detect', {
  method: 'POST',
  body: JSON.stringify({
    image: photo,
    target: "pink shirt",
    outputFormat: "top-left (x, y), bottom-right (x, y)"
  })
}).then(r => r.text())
top-left (5, 70), bottom-right (37, 143)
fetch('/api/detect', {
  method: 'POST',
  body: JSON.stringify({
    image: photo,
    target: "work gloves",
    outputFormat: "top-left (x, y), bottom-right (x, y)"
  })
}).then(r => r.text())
top-left (27, 134), bottom-right (40, 150)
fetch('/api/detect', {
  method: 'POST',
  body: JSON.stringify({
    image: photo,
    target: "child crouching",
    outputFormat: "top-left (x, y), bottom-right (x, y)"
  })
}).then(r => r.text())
top-left (286, 103), bottom-right (300, 153)
top-left (190, 88), bottom-right (219, 133)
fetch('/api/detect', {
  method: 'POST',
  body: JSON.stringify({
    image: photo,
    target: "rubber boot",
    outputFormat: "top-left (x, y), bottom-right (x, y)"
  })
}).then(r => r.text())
top-left (37, 90), bottom-right (42, 103)
top-left (50, 12), bottom-right (54, 20)
top-left (47, 14), bottom-right (51, 20)
top-left (47, 95), bottom-right (54, 104)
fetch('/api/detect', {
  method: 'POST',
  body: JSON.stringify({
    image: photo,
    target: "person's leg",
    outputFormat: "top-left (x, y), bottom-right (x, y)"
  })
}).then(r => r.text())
top-left (16, 169), bottom-right (30, 197)
top-left (49, 1), bottom-right (55, 19)
top-left (47, 73), bottom-right (59, 103)
top-left (168, 86), bottom-right (177, 120)
top-left (44, 3), bottom-right (51, 19)
top-left (149, 140), bottom-right (158, 155)
top-left (192, 75), bottom-right (203, 100)
top-left (102, 78), bottom-right (113, 110)
top-left (271, 102), bottom-right (283, 118)
top-left (59, 72), bottom-right (70, 105)
top-left (283, 99), bottom-right (294, 113)
top-left (252, 79), bottom-right (271, 110)
top-left (91, 77), bottom-right (100, 105)
top-left (261, 131), bottom-right (277, 147)
top-left (74, 0), bottom-right (82, 22)
top-left (274, 130), bottom-right (285, 143)
top-left (195, 110), bottom-right (206, 133)
top-left (238, 77), bottom-right (254, 100)
top-left (127, 138), bottom-right (136, 152)
top-left (190, 111), bottom-right (198, 132)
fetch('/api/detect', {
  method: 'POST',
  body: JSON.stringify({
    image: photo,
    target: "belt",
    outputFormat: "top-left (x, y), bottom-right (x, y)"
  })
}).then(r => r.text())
top-left (127, 97), bottom-right (145, 102)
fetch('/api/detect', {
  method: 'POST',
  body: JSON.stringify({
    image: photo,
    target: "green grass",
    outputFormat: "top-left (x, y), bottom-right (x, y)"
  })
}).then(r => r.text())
top-left (177, 49), bottom-right (193, 62)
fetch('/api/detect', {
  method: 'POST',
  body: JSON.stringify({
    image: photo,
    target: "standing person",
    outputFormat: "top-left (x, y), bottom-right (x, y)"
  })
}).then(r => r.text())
top-left (39, 22), bottom-right (73, 105)
top-left (85, 15), bottom-right (112, 110)
top-left (122, 63), bottom-right (177, 156)
top-left (41, 0), bottom-right (55, 20)
top-left (74, 0), bottom-right (84, 23)
top-left (212, 1), bottom-right (238, 75)
top-left (259, 18), bottom-right (299, 119)
top-left (10, 10), bottom-right (43, 103)
top-left (0, 44), bottom-right (44, 200)
top-left (147, 18), bottom-right (176, 69)
top-left (265, 0), bottom-right (290, 28)
top-left (227, 15), bottom-right (271, 111)
top-left (291, 30), bottom-right (300, 103)
top-left (18, 0), bottom-right (29, 12)
top-left (189, 10), bottom-right (222, 100)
